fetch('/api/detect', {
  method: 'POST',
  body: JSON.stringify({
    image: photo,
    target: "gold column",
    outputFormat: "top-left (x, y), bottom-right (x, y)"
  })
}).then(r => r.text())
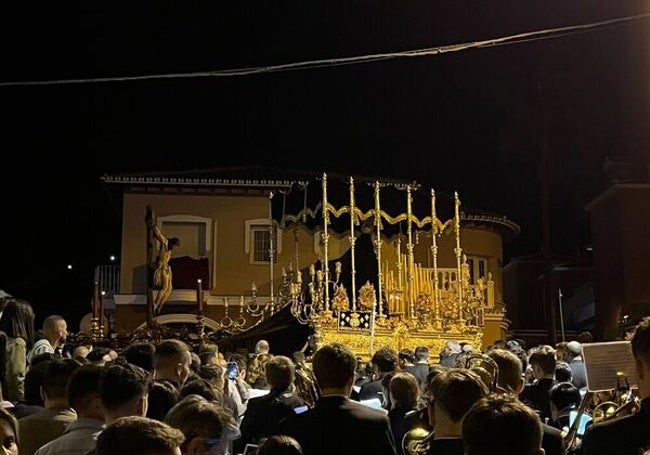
top-left (268, 191), bottom-right (275, 312)
top-left (454, 191), bottom-right (464, 324)
top-left (349, 177), bottom-right (357, 311)
top-left (322, 173), bottom-right (331, 311)
top-left (407, 185), bottom-right (415, 319)
top-left (430, 190), bottom-right (442, 329)
top-left (374, 181), bottom-right (383, 319)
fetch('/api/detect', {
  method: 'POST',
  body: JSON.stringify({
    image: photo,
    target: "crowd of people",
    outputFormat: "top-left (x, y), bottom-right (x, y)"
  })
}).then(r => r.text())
top-left (0, 294), bottom-right (648, 455)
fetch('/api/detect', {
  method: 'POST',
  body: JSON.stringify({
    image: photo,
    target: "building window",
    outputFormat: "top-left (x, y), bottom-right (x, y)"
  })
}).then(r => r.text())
top-left (467, 256), bottom-right (487, 285)
top-left (245, 219), bottom-right (282, 265)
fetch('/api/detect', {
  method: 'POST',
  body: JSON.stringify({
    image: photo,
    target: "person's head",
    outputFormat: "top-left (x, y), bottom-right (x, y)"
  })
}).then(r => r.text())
top-left (463, 394), bottom-right (544, 455)
top-left (198, 364), bottom-right (226, 391)
top-left (165, 398), bottom-right (233, 455)
top-left (630, 316), bottom-right (650, 398)
top-left (371, 346), bottom-right (399, 375)
top-left (527, 344), bottom-right (556, 379)
top-left (255, 339), bottom-right (270, 355)
top-left (42, 315), bottom-right (67, 346)
top-left (485, 349), bottom-right (524, 394)
top-left (555, 360), bottom-right (572, 383)
top-left (439, 340), bottom-right (461, 367)
top-left (198, 345), bottom-right (220, 366)
top-left (100, 363), bottom-right (151, 423)
top-left (179, 378), bottom-right (219, 402)
top-left (428, 368), bottom-right (488, 431)
top-left (154, 339), bottom-right (192, 386)
top-left (388, 371), bottom-right (420, 409)
top-left (257, 435), bottom-right (303, 455)
top-left (67, 364), bottom-right (105, 419)
top-left (23, 359), bottom-right (51, 406)
top-left (42, 358), bottom-right (82, 405)
top-left (312, 343), bottom-right (357, 394)
top-left (87, 347), bottom-right (114, 366)
top-left (414, 346), bottom-right (429, 363)
top-left (147, 380), bottom-right (181, 422)
top-left (548, 381), bottom-right (581, 422)
top-left (0, 298), bottom-right (35, 346)
top-left (95, 416), bottom-right (184, 455)
top-left (169, 238), bottom-right (181, 250)
top-left (291, 351), bottom-right (306, 365)
top-left (0, 407), bottom-right (18, 455)
top-left (122, 342), bottom-right (156, 372)
top-left (265, 355), bottom-right (296, 391)
top-left (555, 341), bottom-right (570, 362)
top-left (398, 349), bottom-right (415, 369)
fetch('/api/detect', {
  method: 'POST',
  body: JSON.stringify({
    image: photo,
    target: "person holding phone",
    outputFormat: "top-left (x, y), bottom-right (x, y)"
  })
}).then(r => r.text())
top-left (226, 354), bottom-right (250, 420)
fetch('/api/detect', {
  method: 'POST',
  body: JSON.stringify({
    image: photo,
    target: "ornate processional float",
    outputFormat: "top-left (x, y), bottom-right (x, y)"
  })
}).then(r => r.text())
top-left (278, 173), bottom-right (502, 360)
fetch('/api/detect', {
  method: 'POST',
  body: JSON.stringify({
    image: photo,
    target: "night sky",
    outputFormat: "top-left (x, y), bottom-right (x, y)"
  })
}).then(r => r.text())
top-left (1, 1), bottom-right (648, 326)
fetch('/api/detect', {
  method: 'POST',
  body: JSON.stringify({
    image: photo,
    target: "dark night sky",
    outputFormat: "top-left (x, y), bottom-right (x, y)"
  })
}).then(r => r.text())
top-left (0, 1), bottom-right (648, 325)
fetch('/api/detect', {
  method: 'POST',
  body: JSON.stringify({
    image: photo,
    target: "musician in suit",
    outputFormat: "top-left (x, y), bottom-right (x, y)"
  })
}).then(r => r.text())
top-left (236, 355), bottom-right (305, 453)
top-left (278, 342), bottom-right (398, 455)
top-left (485, 349), bottom-right (567, 455)
top-left (359, 346), bottom-right (400, 408)
top-left (582, 316), bottom-right (650, 455)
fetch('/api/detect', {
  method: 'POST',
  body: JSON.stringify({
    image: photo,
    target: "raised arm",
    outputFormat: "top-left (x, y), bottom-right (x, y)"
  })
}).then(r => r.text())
top-left (152, 224), bottom-right (169, 249)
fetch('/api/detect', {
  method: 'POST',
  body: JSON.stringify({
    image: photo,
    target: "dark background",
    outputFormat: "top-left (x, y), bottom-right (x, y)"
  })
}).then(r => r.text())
top-left (0, 1), bottom-right (648, 328)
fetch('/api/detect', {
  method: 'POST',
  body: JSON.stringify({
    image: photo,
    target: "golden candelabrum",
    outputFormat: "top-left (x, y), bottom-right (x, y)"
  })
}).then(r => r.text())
top-left (276, 173), bottom-right (496, 359)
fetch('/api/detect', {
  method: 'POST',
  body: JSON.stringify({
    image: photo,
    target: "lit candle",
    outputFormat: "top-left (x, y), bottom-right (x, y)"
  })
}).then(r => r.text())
top-left (310, 264), bottom-right (316, 278)
top-left (282, 267), bottom-right (287, 278)
top-left (335, 261), bottom-right (342, 274)
top-left (99, 290), bottom-right (105, 322)
top-left (197, 279), bottom-right (203, 312)
top-left (289, 262), bottom-right (293, 272)
top-left (317, 270), bottom-right (323, 283)
top-left (240, 295), bottom-right (244, 306)
top-left (251, 282), bottom-right (257, 293)
top-left (296, 271), bottom-right (302, 284)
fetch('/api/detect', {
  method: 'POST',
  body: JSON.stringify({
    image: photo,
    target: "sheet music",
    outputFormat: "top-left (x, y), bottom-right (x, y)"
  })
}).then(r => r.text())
top-left (582, 341), bottom-right (638, 392)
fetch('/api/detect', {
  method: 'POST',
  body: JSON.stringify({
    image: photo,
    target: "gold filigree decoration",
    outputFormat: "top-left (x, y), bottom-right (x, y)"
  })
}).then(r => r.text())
top-left (358, 281), bottom-right (376, 310)
top-left (331, 285), bottom-right (350, 312)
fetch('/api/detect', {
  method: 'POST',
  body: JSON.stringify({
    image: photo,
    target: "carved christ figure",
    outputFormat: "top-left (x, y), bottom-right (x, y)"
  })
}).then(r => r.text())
top-left (152, 224), bottom-right (181, 314)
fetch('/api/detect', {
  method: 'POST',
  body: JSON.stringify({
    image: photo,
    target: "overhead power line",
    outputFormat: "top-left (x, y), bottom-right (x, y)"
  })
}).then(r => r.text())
top-left (0, 12), bottom-right (648, 88)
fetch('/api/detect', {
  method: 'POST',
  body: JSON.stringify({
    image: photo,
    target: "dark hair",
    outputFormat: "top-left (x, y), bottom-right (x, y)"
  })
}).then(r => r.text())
top-left (312, 343), bottom-right (357, 390)
top-left (265, 355), bottom-right (295, 391)
top-left (389, 372), bottom-right (419, 408)
top-left (147, 380), bottom-right (180, 421)
top-left (548, 382), bottom-right (581, 413)
top-left (165, 399), bottom-right (230, 451)
top-left (0, 298), bottom-right (35, 347)
top-left (42, 358), bottom-right (82, 400)
top-left (230, 353), bottom-right (248, 371)
top-left (23, 359), bottom-right (51, 405)
top-left (554, 361), bottom-right (572, 383)
top-left (398, 348), bottom-right (415, 364)
top-left (95, 416), bottom-right (184, 455)
top-left (179, 378), bottom-right (218, 402)
top-left (122, 342), bottom-right (156, 372)
top-left (463, 394), bottom-right (543, 455)
top-left (99, 363), bottom-right (150, 411)
top-left (31, 352), bottom-right (56, 367)
top-left (258, 435), bottom-right (303, 455)
top-left (414, 346), bottom-right (430, 362)
top-left (371, 346), bottom-right (399, 373)
top-left (67, 364), bottom-right (104, 411)
top-left (154, 339), bottom-right (190, 369)
top-left (87, 347), bottom-right (113, 363)
top-left (430, 369), bottom-right (488, 422)
top-left (527, 345), bottom-right (556, 375)
top-left (485, 349), bottom-right (522, 393)
top-left (198, 344), bottom-right (219, 366)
